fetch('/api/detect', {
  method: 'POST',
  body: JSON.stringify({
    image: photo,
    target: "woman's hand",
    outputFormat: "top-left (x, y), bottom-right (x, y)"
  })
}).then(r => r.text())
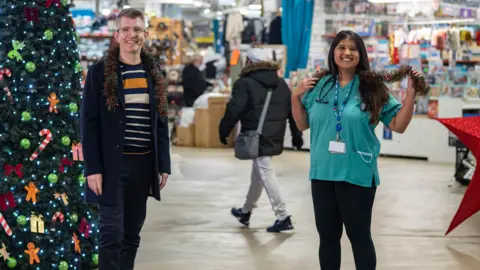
top-left (407, 70), bottom-right (421, 96)
top-left (293, 77), bottom-right (318, 97)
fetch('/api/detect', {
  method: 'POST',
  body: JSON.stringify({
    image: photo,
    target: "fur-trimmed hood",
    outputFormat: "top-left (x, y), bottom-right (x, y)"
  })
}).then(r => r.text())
top-left (240, 61), bottom-right (279, 77)
top-left (102, 45), bottom-right (168, 116)
top-left (240, 61), bottom-right (280, 89)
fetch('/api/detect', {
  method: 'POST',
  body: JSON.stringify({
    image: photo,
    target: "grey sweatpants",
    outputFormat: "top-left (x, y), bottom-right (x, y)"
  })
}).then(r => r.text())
top-left (242, 156), bottom-right (289, 221)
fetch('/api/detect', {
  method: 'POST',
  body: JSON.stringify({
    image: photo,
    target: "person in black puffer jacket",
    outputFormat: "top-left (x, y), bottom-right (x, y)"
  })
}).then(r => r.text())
top-left (219, 48), bottom-right (303, 233)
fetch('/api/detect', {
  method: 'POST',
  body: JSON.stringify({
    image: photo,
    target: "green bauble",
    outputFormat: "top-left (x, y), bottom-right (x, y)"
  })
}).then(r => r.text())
top-left (62, 136), bottom-right (71, 146)
top-left (7, 257), bottom-right (17, 268)
top-left (25, 62), bottom-right (36, 72)
top-left (70, 213), bottom-right (78, 223)
top-left (58, 261), bottom-right (69, 270)
top-left (16, 215), bottom-right (27, 226)
top-left (20, 138), bottom-right (31, 149)
top-left (44, 29), bottom-right (53, 40)
top-left (78, 174), bottom-right (86, 185)
top-left (21, 111), bottom-right (31, 121)
top-left (74, 62), bottom-right (82, 73)
top-left (48, 173), bottom-right (58, 184)
top-left (74, 32), bottom-right (80, 43)
top-left (69, 102), bottom-right (78, 113)
top-left (92, 254), bottom-right (99, 265)
top-left (61, 0), bottom-right (68, 6)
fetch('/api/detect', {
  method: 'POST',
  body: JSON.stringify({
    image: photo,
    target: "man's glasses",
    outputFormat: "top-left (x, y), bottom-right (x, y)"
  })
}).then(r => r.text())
top-left (117, 27), bottom-right (145, 35)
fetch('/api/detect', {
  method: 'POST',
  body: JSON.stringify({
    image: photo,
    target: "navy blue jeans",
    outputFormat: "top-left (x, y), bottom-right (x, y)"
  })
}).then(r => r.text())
top-left (311, 179), bottom-right (377, 270)
top-left (98, 153), bottom-right (154, 270)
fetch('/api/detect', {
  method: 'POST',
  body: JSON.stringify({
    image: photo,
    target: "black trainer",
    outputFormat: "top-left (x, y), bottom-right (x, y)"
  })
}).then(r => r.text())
top-left (266, 216), bottom-right (294, 233)
top-left (231, 207), bottom-right (251, 226)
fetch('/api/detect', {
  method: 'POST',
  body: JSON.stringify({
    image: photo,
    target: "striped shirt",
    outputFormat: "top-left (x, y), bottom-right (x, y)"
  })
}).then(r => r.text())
top-left (120, 62), bottom-right (152, 154)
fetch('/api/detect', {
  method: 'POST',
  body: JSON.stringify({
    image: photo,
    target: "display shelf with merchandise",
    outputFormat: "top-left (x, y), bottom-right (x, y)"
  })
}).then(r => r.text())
top-left (146, 18), bottom-right (184, 66)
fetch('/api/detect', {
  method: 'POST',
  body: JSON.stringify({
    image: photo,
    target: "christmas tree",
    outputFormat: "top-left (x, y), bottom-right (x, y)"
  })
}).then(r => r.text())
top-left (0, 0), bottom-right (99, 268)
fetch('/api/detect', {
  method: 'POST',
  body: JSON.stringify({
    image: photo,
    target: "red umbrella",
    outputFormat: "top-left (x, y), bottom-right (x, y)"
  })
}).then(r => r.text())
top-left (436, 116), bottom-right (480, 235)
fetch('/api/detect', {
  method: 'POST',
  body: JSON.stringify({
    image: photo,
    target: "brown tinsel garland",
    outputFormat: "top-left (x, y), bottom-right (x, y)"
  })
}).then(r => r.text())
top-left (313, 65), bottom-right (430, 96)
top-left (103, 45), bottom-right (168, 116)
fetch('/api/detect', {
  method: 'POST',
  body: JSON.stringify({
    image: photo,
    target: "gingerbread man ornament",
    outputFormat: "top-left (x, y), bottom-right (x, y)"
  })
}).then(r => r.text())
top-left (73, 232), bottom-right (81, 253)
top-left (24, 182), bottom-right (39, 203)
top-left (48, 92), bottom-right (60, 114)
top-left (24, 242), bottom-right (40, 265)
top-left (0, 243), bottom-right (9, 261)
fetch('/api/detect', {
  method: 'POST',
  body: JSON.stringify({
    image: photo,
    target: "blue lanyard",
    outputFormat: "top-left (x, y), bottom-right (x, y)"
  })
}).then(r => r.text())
top-left (333, 76), bottom-right (355, 141)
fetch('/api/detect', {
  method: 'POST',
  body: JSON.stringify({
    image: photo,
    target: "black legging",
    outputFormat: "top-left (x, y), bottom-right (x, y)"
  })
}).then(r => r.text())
top-left (311, 179), bottom-right (377, 270)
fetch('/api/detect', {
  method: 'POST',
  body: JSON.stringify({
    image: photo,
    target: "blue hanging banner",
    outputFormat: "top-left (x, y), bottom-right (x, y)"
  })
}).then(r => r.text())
top-left (281, 0), bottom-right (315, 78)
top-left (70, 9), bottom-right (95, 18)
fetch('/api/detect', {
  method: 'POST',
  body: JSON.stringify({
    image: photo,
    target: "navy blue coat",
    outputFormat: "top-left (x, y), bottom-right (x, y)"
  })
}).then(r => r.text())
top-left (80, 60), bottom-right (171, 205)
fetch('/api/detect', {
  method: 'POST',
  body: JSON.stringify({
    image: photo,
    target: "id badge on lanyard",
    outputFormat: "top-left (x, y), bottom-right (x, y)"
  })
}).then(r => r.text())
top-left (328, 76), bottom-right (355, 154)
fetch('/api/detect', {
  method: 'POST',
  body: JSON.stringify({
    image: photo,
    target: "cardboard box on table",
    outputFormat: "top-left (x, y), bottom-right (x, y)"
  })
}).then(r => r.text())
top-left (175, 124), bottom-right (195, 147)
top-left (194, 96), bottom-right (236, 148)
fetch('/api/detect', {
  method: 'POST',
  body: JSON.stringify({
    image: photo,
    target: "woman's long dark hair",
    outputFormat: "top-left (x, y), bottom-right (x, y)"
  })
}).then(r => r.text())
top-left (327, 30), bottom-right (389, 125)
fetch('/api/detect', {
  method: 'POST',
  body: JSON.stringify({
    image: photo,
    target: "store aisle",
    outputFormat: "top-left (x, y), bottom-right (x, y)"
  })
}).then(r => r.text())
top-left (135, 147), bottom-right (480, 270)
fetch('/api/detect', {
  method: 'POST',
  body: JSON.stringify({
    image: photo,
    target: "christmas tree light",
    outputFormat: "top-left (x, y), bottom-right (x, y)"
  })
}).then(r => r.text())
top-left (0, 0), bottom-right (99, 268)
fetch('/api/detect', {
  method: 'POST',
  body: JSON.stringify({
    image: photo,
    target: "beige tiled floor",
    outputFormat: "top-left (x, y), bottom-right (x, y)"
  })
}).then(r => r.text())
top-left (134, 147), bottom-right (480, 270)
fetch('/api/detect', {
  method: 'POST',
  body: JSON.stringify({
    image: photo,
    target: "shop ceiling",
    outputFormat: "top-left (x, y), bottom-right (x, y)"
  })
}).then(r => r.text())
top-left (124, 0), bottom-right (260, 10)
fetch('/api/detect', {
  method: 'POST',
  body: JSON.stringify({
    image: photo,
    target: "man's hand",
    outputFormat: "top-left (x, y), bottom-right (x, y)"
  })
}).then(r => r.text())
top-left (159, 173), bottom-right (169, 190)
top-left (87, 174), bottom-right (103, 195)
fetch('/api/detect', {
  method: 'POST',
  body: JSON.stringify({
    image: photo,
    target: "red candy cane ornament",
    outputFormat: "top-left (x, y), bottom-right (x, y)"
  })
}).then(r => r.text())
top-left (3, 87), bottom-right (13, 104)
top-left (0, 68), bottom-right (13, 104)
top-left (0, 212), bottom-right (12, 236)
top-left (29, 129), bottom-right (53, 161)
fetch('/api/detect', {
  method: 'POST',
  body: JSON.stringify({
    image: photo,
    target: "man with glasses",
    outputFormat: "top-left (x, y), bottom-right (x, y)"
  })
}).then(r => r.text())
top-left (81, 8), bottom-right (171, 269)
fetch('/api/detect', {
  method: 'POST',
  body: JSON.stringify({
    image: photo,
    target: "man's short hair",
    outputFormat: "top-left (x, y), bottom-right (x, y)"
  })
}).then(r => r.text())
top-left (115, 8), bottom-right (145, 28)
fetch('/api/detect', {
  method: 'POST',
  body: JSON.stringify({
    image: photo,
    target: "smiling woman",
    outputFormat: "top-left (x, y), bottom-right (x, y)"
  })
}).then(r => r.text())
top-left (290, 30), bottom-right (429, 270)
top-left (333, 39), bottom-right (360, 77)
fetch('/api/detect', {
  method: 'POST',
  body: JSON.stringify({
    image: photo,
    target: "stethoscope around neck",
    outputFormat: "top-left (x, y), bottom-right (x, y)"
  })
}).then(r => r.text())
top-left (314, 76), bottom-right (335, 104)
top-left (314, 76), bottom-right (366, 111)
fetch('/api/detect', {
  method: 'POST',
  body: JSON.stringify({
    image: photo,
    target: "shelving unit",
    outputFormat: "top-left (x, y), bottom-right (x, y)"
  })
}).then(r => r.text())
top-left (146, 18), bottom-right (184, 66)
top-left (78, 35), bottom-right (113, 68)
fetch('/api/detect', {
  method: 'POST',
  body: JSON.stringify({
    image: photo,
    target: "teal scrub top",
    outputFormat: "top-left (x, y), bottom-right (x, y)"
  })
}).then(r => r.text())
top-left (302, 74), bottom-right (402, 187)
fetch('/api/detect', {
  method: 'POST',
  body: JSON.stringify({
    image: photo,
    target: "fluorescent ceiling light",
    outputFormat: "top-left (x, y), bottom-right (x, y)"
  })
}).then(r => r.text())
top-left (248, 4), bottom-right (262, 9)
top-left (368, 0), bottom-right (430, 3)
top-left (102, 9), bottom-right (111, 16)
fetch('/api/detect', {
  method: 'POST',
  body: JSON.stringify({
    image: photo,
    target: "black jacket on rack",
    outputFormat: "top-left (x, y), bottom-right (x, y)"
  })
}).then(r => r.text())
top-left (205, 60), bottom-right (217, 79)
top-left (268, 16), bottom-right (282, 44)
top-left (219, 62), bottom-right (303, 156)
top-left (182, 64), bottom-right (212, 107)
